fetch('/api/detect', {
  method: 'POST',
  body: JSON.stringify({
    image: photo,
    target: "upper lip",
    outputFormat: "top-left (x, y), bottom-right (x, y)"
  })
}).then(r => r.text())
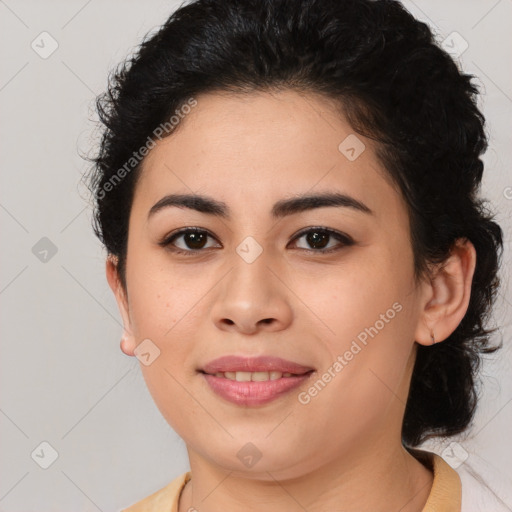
top-left (200, 355), bottom-right (315, 375)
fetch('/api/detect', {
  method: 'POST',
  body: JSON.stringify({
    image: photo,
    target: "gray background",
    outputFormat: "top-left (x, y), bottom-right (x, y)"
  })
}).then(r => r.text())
top-left (0, 0), bottom-right (511, 510)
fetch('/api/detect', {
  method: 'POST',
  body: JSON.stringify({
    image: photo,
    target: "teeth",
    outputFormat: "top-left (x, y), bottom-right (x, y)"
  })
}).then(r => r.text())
top-left (235, 371), bottom-right (252, 382)
top-left (251, 371), bottom-right (271, 381)
top-left (213, 371), bottom-right (296, 381)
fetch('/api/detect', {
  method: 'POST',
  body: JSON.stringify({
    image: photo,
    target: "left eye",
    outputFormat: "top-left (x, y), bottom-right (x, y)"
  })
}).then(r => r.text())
top-left (159, 227), bottom-right (354, 255)
top-left (290, 227), bottom-right (354, 253)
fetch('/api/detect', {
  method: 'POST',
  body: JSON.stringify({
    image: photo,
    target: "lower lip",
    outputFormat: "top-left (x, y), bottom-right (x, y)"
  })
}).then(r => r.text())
top-left (202, 372), bottom-right (313, 406)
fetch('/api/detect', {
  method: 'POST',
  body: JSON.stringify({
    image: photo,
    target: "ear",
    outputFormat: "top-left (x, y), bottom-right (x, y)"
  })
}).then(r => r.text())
top-left (414, 238), bottom-right (477, 346)
top-left (106, 254), bottom-right (136, 356)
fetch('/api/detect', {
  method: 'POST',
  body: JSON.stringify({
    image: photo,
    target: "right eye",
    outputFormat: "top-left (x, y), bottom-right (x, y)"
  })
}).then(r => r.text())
top-left (159, 227), bottom-right (221, 255)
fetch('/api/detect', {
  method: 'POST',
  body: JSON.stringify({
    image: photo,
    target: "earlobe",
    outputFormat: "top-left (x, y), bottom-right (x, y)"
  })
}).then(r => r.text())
top-left (120, 337), bottom-right (135, 357)
top-left (105, 254), bottom-right (137, 357)
top-left (415, 238), bottom-right (477, 347)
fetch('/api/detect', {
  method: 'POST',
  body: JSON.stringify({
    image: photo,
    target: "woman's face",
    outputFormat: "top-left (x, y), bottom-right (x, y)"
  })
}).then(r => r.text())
top-left (110, 89), bottom-right (432, 479)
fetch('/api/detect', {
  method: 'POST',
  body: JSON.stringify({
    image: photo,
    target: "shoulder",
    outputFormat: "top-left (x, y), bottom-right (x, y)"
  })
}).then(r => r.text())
top-left (120, 471), bottom-right (191, 512)
top-left (407, 447), bottom-right (462, 511)
top-left (409, 446), bottom-right (510, 512)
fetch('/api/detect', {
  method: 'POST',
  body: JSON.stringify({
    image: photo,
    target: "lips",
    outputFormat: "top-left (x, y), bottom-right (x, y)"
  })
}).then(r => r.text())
top-left (202, 372), bottom-right (312, 406)
top-left (200, 355), bottom-right (315, 375)
top-left (199, 356), bottom-right (315, 406)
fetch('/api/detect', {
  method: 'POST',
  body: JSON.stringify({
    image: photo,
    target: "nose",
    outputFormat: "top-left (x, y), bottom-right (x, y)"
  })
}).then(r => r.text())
top-left (211, 252), bottom-right (293, 335)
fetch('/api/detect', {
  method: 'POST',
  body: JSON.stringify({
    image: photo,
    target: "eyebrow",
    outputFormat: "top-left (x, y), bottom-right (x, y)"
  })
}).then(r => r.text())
top-left (148, 192), bottom-right (373, 220)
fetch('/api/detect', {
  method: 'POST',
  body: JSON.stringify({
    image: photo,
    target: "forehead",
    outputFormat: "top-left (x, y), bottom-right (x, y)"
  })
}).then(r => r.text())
top-left (132, 89), bottom-right (404, 222)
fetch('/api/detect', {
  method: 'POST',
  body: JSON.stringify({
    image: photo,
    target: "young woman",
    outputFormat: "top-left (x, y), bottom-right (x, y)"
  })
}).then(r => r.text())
top-left (86, 0), bottom-right (503, 510)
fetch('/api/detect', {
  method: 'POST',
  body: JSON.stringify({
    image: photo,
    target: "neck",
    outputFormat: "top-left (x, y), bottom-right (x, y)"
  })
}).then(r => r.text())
top-left (179, 440), bottom-right (433, 512)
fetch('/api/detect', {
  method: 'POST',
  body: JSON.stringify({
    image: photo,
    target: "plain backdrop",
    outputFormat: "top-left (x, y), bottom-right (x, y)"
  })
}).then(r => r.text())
top-left (0, 1), bottom-right (511, 510)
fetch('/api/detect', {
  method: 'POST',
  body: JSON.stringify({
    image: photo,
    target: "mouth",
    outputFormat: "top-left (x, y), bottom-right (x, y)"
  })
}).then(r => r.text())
top-left (197, 355), bottom-right (315, 406)
top-left (198, 369), bottom-right (314, 381)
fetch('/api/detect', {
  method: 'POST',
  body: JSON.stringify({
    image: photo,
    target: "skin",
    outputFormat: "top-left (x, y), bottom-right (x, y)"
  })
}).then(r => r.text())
top-left (106, 89), bottom-right (476, 512)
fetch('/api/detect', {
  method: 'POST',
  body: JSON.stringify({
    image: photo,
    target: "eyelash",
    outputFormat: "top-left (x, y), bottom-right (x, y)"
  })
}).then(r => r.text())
top-left (158, 226), bottom-right (354, 256)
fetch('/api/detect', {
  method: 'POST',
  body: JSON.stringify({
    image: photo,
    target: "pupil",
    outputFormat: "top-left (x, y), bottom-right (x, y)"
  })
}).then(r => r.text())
top-left (307, 231), bottom-right (328, 249)
top-left (186, 232), bottom-right (206, 249)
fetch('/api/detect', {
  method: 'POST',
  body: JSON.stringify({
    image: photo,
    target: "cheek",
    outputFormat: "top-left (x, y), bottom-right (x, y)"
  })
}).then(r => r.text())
top-left (125, 253), bottom-right (209, 377)
top-left (293, 301), bottom-right (415, 449)
top-left (125, 249), bottom-right (195, 338)
top-left (294, 244), bottom-right (411, 342)
top-left (305, 278), bottom-right (413, 391)
top-left (292, 245), bottom-right (417, 405)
